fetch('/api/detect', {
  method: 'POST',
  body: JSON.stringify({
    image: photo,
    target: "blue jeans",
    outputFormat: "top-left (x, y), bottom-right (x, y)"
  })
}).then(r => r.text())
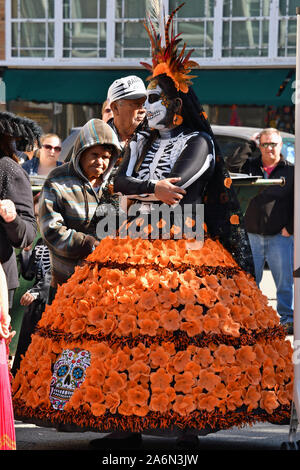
top-left (248, 232), bottom-right (294, 324)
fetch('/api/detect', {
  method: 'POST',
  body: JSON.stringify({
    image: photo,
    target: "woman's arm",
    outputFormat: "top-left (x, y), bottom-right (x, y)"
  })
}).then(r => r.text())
top-left (114, 132), bottom-right (214, 205)
top-left (0, 263), bottom-right (10, 339)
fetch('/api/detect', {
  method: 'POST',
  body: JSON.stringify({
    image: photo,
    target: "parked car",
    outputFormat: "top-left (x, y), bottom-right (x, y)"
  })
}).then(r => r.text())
top-left (58, 127), bottom-right (81, 162)
top-left (211, 125), bottom-right (295, 164)
top-left (59, 124), bottom-right (295, 164)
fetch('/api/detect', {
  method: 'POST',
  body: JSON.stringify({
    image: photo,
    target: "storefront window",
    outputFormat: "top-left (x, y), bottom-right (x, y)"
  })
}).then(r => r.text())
top-left (222, 0), bottom-right (270, 57)
top-left (63, 0), bottom-right (106, 58)
top-left (6, 0), bottom-right (299, 64)
top-left (169, 0), bottom-right (214, 57)
top-left (11, 0), bottom-right (55, 57)
top-left (115, 0), bottom-right (149, 58)
top-left (278, 0), bottom-right (297, 57)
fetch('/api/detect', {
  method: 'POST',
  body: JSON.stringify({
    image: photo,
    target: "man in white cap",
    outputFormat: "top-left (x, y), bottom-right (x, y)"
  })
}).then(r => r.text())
top-left (106, 75), bottom-right (147, 149)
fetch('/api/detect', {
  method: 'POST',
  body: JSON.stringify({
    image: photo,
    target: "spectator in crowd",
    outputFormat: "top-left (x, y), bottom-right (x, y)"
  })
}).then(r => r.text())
top-left (39, 119), bottom-right (121, 304)
top-left (101, 99), bottom-right (113, 123)
top-left (106, 75), bottom-right (147, 149)
top-left (22, 133), bottom-right (62, 176)
top-left (12, 193), bottom-right (51, 376)
top-left (226, 128), bottom-right (294, 335)
top-left (0, 112), bottom-right (40, 311)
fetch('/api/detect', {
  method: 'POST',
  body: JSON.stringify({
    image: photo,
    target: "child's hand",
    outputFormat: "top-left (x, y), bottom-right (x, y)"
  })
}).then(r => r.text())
top-left (0, 199), bottom-right (17, 223)
top-left (20, 292), bottom-right (35, 306)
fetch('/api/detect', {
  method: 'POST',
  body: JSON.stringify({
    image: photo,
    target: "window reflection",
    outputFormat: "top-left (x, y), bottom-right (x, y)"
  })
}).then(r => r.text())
top-left (222, 0), bottom-right (270, 57)
top-left (63, 0), bottom-right (106, 58)
top-left (11, 0), bottom-right (54, 57)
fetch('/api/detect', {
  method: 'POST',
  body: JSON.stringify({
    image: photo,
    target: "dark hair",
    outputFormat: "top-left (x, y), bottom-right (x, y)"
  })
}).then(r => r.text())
top-left (0, 112), bottom-right (43, 160)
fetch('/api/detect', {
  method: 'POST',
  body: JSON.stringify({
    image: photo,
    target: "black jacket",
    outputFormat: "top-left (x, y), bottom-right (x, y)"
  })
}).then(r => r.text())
top-left (226, 143), bottom-right (294, 236)
top-left (0, 157), bottom-right (37, 290)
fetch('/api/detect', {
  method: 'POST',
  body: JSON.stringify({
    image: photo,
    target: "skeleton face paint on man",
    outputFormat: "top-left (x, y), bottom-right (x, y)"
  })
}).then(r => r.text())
top-left (145, 80), bottom-right (173, 130)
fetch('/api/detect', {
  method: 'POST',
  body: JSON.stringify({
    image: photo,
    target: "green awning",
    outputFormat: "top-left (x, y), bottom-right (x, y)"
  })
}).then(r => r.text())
top-left (2, 67), bottom-right (295, 106)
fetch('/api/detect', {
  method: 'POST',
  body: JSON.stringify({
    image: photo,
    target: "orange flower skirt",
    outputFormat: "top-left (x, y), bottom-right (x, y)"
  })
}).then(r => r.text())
top-left (12, 237), bottom-right (293, 434)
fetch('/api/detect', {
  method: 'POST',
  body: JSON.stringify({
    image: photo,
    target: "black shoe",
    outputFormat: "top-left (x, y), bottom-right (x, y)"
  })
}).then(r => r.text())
top-left (283, 322), bottom-right (294, 335)
top-left (90, 432), bottom-right (142, 449)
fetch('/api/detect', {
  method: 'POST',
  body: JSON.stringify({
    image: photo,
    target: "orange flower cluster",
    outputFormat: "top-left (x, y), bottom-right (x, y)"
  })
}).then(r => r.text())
top-left (12, 235), bottom-right (294, 431)
top-left (87, 237), bottom-right (238, 268)
top-left (12, 336), bottom-right (293, 417)
top-left (37, 240), bottom-right (278, 341)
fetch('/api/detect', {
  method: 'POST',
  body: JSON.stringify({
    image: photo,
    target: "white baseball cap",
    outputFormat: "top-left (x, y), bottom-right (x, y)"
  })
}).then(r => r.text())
top-left (107, 75), bottom-right (147, 104)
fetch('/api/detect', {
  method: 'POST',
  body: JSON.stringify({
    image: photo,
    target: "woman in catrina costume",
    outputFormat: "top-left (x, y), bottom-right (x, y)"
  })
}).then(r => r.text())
top-left (12, 3), bottom-right (293, 448)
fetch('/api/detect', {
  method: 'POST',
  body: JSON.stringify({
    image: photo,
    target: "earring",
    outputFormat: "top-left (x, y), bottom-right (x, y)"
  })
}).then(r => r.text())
top-left (173, 113), bottom-right (183, 126)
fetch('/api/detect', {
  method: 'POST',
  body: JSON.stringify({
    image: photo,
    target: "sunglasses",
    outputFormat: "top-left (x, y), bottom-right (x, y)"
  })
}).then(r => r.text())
top-left (260, 142), bottom-right (279, 149)
top-left (42, 144), bottom-right (62, 152)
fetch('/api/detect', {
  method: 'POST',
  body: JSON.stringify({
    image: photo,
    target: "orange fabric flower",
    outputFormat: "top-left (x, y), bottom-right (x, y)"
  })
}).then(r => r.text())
top-left (224, 177), bottom-right (232, 188)
top-left (174, 371), bottom-right (195, 393)
top-left (226, 390), bottom-right (243, 411)
top-left (202, 315), bottom-right (220, 334)
top-left (161, 309), bottom-right (181, 331)
top-left (260, 390), bottom-right (279, 414)
top-left (198, 370), bottom-right (221, 392)
top-left (85, 385), bottom-right (104, 404)
top-left (214, 345), bottom-right (236, 364)
top-left (128, 360), bottom-right (150, 381)
top-left (90, 403), bottom-right (107, 416)
top-left (173, 394), bottom-right (196, 415)
top-left (194, 348), bottom-right (213, 367)
top-left (105, 371), bottom-right (127, 392)
top-left (105, 392), bottom-right (120, 414)
top-left (243, 385), bottom-right (261, 412)
top-left (69, 318), bottom-right (86, 337)
top-left (127, 385), bottom-right (150, 406)
top-left (150, 393), bottom-right (170, 413)
top-left (173, 350), bottom-right (191, 372)
top-left (150, 368), bottom-right (172, 390)
top-left (87, 306), bottom-right (106, 325)
top-left (196, 288), bottom-right (217, 307)
top-left (202, 275), bottom-right (220, 290)
top-left (181, 320), bottom-right (202, 337)
top-left (230, 214), bottom-right (239, 225)
top-left (118, 315), bottom-right (137, 336)
top-left (149, 346), bottom-right (170, 368)
top-left (245, 366), bottom-right (262, 386)
top-left (236, 346), bottom-right (256, 366)
top-left (197, 394), bottom-right (220, 412)
top-left (137, 291), bottom-right (158, 310)
top-left (262, 367), bottom-right (276, 389)
top-left (138, 318), bottom-right (159, 336)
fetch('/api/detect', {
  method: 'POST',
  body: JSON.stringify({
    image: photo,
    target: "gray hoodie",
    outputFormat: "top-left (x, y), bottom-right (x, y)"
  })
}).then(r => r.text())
top-left (39, 119), bottom-right (121, 285)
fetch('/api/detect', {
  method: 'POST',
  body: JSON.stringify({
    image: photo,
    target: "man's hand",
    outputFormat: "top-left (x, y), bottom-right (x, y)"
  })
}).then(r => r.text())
top-left (0, 199), bottom-right (17, 223)
top-left (281, 227), bottom-right (291, 237)
top-left (154, 178), bottom-right (186, 205)
top-left (20, 292), bottom-right (35, 306)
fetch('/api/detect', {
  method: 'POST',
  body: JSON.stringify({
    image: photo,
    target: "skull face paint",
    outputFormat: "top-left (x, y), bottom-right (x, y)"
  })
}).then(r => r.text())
top-left (49, 348), bottom-right (91, 410)
top-left (145, 82), bottom-right (171, 130)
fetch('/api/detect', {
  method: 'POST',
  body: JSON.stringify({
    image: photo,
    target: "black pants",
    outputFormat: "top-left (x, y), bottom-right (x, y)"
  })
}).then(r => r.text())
top-left (11, 300), bottom-right (45, 376)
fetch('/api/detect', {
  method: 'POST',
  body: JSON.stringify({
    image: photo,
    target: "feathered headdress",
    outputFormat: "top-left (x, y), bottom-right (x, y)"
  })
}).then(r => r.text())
top-left (141, 1), bottom-right (198, 93)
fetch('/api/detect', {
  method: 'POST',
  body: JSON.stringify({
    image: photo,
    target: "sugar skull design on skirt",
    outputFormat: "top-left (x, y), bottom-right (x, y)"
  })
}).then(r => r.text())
top-left (49, 348), bottom-right (91, 410)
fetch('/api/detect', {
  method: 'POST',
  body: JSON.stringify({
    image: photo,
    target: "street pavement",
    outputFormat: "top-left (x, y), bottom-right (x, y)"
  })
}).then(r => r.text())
top-left (12, 270), bottom-right (300, 455)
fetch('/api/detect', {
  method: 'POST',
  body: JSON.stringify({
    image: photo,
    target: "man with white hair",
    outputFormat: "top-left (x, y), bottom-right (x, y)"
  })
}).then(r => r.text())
top-left (226, 128), bottom-right (294, 335)
top-left (106, 75), bottom-right (147, 149)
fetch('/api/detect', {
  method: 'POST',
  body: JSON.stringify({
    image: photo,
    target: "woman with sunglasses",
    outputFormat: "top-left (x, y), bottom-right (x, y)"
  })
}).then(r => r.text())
top-left (22, 133), bottom-right (62, 176)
